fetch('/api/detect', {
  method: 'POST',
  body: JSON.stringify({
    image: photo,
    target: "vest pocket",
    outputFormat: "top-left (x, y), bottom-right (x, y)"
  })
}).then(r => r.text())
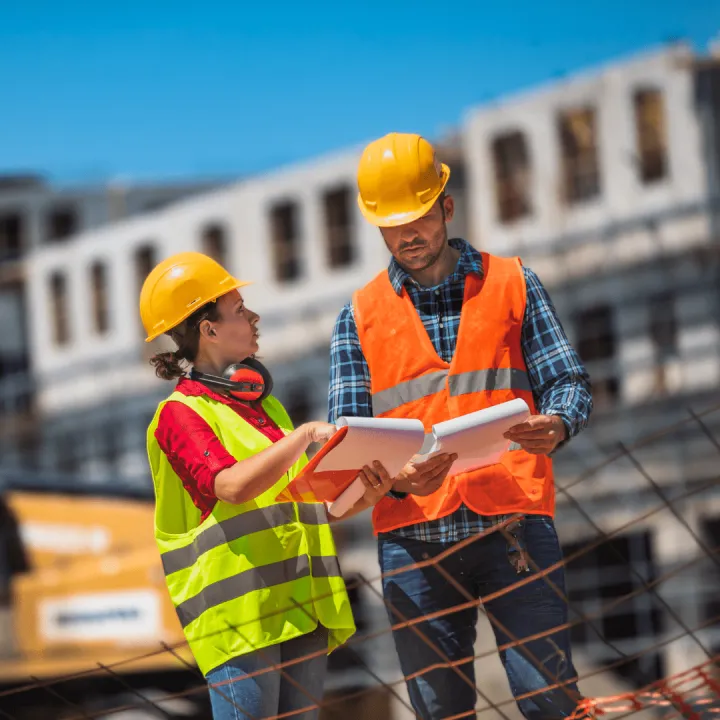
top-left (459, 461), bottom-right (544, 514)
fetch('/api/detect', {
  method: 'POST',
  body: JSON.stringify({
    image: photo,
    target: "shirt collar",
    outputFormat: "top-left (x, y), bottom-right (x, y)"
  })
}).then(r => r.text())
top-left (176, 377), bottom-right (270, 418)
top-left (176, 376), bottom-right (240, 407)
top-left (387, 238), bottom-right (484, 296)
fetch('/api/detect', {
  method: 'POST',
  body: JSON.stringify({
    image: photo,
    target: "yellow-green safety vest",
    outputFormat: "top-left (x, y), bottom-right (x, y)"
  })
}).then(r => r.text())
top-left (146, 390), bottom-right (356, 676)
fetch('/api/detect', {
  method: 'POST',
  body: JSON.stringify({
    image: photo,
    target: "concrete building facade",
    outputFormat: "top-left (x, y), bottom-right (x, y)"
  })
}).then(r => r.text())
top-left (2, 41), bottom-right (718, 714)
top-left (463, 42), bottom-right (720, 687)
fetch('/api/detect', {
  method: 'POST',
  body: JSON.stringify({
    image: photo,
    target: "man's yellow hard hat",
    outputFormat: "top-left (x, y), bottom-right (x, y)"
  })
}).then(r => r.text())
top-left (139, 251), bottom-right (250, 342)
top-left (356, 132), bottom-right (450, 228)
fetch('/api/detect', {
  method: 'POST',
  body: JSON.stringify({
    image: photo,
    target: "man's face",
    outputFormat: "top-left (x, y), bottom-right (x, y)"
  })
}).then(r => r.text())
top-left (380, 195), bottom-right (455, 272)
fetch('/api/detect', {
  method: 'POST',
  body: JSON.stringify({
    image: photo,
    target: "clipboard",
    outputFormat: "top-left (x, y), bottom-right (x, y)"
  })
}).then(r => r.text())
top-left (275, 399), bottom-right (531, 516)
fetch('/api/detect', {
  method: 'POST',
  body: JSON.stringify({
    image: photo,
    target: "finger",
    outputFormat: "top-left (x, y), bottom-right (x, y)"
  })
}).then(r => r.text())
top-left (370, 462), bottom-right (392, 492)
top-left (505, 420), bottom-right (546, 434)
top-left (427, 453), bottom-right (458, 472)
top-left (415, 454), bottom-right (456, 481)
top-left (505, 428), bottom-right (556, 440)
top-left (359, 466), bottom-right (381, 490)
top-left (424, 474), bottom-right (447, 492)
top-left (356, 468), bottom-right (372, 490)
top-left (506, 422), bottom-right (531, 434)
top-left (438, 454), bottom-right (458, 469)
top-left (408, 472), bottom-right (442, 492)
top-left (365, 466), bottom-right (382, 489)
top-left (415, 453), bottom-right (456, 472)
top-left (515, 435), bottom-right (551, 446)
top-left (318, 423), bottom-right (338, 439)
top-left (371, 461), bottom-right (392, 484)
top-left (516, 442), bottom-right (551, 454)
top-left (378, 475), bottom-right (394, 492)
top-left (427, 466), bottom-right (453, 483)
top-left (504, 418), bottom-right (552, 437)
top-left (422, 459), bottom-right (455, 483)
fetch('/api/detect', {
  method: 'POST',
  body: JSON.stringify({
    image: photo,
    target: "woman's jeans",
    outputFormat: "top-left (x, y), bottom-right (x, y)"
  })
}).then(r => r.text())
top-left (205, 626), bottom-right (328, 720)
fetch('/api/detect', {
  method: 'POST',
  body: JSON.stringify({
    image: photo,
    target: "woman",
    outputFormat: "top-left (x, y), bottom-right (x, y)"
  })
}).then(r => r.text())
top-left (140, 251), bottom-right (391, 720)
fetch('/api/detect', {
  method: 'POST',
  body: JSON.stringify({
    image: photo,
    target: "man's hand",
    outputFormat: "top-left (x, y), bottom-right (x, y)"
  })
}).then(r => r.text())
top-left (503, 414), bottom-right (567, 455)
top-left (392, 453), bottom-right (458, 496)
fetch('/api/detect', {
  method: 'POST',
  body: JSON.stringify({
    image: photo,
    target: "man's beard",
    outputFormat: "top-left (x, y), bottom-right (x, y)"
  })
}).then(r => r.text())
top-left (398, 230), bottom-right (448, 272)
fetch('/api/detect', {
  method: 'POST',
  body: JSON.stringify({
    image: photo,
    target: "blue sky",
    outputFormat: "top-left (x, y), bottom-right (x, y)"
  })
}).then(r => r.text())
top-left (0, 0), bottom-right (717, 185)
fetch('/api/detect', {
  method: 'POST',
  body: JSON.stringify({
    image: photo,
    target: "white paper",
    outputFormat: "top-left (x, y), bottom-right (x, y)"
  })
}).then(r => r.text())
top-left (323, 401), bottom-right (530, 516)
top-left (317, 416), bottom-right (425, 479)
top-left (414, 398), bottom-right (530, 475)
top-left (321, 417), bottom-right (425, 518)
top-left (327, 477), bottom-right (366, 517)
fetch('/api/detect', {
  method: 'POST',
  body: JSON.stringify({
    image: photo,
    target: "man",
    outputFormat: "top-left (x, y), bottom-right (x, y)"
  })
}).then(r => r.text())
top-left (328, 132), bottom-right (593, 720)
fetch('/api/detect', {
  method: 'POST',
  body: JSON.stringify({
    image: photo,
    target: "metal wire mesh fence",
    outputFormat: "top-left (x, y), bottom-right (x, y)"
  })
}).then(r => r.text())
top-left (0, 403), bottom-right (718, 720)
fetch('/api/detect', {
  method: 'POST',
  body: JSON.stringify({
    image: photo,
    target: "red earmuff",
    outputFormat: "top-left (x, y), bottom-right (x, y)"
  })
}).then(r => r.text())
top-left (190, 358), bottom-right (273, 403)
top-left (223, 364), bottom-right (265, 402)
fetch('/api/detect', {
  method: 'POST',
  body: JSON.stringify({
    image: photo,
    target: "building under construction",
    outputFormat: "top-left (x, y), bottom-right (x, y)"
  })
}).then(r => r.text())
top-left (0, 41), bottom-right (717, 718)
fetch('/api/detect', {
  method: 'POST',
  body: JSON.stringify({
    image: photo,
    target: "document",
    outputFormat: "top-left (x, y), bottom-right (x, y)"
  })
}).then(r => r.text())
top-left (413, 398), bottom-right (531, 475)
top-left (275, 399), bottom-right (531, 516)
top-left (274, 417), bottom-right (425, 510)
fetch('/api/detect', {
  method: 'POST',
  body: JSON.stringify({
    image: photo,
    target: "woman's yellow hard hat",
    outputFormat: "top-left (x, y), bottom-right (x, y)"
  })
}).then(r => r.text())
top-left (356, 132), bottom-right (450, 228)
top-left (139, 251), bottom-right (250, 342)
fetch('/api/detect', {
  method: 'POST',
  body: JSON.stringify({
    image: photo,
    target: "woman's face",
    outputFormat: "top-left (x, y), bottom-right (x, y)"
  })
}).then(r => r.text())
top-left (203, 290), bottom-right (259, 362)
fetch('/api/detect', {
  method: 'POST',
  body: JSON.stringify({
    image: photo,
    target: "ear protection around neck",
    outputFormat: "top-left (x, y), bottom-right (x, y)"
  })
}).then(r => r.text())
top-left (190, 357), bottom-right (273, 402)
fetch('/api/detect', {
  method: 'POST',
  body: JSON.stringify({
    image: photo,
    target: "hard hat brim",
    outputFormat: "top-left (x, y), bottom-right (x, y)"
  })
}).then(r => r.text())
top-left (144, 279), bottom-right (252, 343)
top-left (357, 163), bottom-right (451, 228)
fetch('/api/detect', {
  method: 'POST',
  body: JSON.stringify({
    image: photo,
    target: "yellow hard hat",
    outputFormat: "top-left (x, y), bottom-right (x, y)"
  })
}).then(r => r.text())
top-left (139, 251), bottom-right (250, 342)
top-left (357, 132), bottom-right (450, 228)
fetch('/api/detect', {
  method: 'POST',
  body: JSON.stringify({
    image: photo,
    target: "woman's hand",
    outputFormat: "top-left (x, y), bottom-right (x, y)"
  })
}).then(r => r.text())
top-left (357, 461), bottom-right (394, 505)
top-left (302, 422), bottom-right (338, 445)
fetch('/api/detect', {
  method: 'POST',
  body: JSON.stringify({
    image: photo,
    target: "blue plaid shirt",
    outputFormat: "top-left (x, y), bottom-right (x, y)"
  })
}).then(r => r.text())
top-left (328, 238), bottom-right (593, 542)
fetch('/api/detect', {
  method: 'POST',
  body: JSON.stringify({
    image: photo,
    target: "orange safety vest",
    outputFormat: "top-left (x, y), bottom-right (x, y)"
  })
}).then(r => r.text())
top-left (352, 252), bottom-right (555, 535)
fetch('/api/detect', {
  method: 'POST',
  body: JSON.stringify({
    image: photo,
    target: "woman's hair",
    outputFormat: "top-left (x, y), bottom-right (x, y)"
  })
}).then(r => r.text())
top-left (149, 301), bottom-right (221, 381)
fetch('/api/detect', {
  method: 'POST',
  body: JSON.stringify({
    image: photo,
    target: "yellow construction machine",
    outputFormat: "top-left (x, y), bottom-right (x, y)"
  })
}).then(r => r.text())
top-left (0, 488), bottom-right (388, 719)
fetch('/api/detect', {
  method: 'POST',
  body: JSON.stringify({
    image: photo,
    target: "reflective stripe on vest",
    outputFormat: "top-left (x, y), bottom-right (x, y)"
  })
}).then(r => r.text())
top-left (372, 367), bottom-right (532, 415)
top-left (160, 502), bottom-right (328, 576)
top-left (352, 251), bottom-right (555, 533)
top-left (174, 554), bottom-right (342, 628)
top-left (147, 391), bottom-right (355, 675)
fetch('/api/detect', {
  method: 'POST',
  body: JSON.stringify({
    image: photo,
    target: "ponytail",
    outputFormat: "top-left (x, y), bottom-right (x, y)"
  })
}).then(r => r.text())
top-left (149, 351), bottom-right (186, 381)
top-left (148, 300), bottom-right (221, 381)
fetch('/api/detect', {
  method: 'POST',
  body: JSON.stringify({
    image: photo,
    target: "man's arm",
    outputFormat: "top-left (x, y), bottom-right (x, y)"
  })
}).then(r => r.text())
top-left (328, 304), bottom-right (400, 503)
top-left (328, 302), bottom-right (456, 498)
top-left (328, 303), bottom-right (374, 424)
top-left (515, 266), bottom-right (593, 451)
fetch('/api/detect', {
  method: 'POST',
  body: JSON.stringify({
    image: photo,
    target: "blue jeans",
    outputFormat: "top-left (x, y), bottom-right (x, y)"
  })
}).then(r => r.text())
top-left (379, 517), bottom-right (583, 720)
top-left (205, 626), bottom-right (328, 720)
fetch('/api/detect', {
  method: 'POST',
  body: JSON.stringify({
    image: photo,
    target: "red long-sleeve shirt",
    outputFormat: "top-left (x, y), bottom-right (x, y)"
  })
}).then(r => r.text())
top-left (154, 377), bottom-right (286, 521)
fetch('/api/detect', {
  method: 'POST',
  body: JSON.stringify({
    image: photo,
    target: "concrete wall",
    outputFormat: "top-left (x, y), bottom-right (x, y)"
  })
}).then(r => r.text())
top-left (463, 44), bottom-right (707, 262)
top-left (26, 143), bottom-right (467, 416)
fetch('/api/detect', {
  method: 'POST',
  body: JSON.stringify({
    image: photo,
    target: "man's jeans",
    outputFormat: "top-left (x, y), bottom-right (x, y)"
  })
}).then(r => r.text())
top-left (205, 626), bottom-right (328, 720)
top-left (379, 517), bottom-right (583, 720)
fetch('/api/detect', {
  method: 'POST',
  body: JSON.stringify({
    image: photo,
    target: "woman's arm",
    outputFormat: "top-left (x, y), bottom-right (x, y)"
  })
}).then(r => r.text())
top-left (214, 422), bottom-right (336, 504)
